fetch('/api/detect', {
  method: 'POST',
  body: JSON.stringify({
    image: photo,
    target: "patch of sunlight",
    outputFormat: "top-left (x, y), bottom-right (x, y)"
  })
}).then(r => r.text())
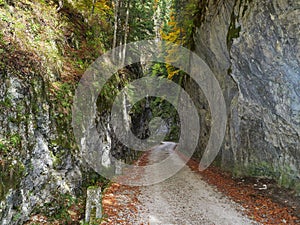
top-left (149, 215), bottom-right (162, 223)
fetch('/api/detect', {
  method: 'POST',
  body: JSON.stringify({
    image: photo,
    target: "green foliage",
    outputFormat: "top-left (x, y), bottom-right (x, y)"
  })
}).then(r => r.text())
top-left (70, 0), bottom-right (113, 60)
top-left (50, 82), bottom-right (73, 118)
top-left (0, 32), bottom-right (4, 47)
top-left (129, 0), bottom-right (156, 41)
top-left (96, 71), bottom-right (134, 114)
top-left (161, 0), bottom-right (199, 45)
top-left (42, 193), bottom-right (77, 222)
top-left (0, 133), bottom-right (21, 154)
top-left (0, 139), bottom-right (8, 154)
top-left (154, 0), bottom-right (171, 34)
top-left (227, 13), bottom-right (241, 49)
top-left (0, 0), bottom-right (65, 75)
top-left (226, 0), bottom-right (253, 48)
top-left (75, 0), bottom-right (112, 17)
top-left (0, 0), bottom-right (114, 82)
top-left (0, 11), bottom-right (10, 23)
top-left (150, 62), bottom-right (168, 77)
top-left (159, 0), bottom-right (200, 79)
top-left (10, 134), bottom-right (21, 148)
top-left (0, 97), bottom-right (12, 108)
top-left (12, 212), bottom-right (22, 222)
top-left (49, 81), bottom-right (76, 150)
top-left (0, 134), bottom-right (25, 200)
top-left (85, 171), bottom-right (109, 187)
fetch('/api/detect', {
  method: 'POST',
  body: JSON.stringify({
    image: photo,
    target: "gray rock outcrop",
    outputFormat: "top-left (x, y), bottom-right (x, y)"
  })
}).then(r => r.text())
top-left (187, 0), bottom-right (300, 193)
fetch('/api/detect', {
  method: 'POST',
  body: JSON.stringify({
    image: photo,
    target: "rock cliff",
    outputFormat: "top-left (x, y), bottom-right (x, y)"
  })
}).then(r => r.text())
top-left (187, 0), bottom-right (300, 193)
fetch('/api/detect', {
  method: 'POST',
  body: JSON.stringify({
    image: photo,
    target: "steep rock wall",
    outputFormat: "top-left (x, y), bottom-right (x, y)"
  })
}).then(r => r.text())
top-left (0, 66), bottom-right (83, 224)
top-left (0, 61), bottom-right (142, 225)
top-left (187, 0), bottom-right (300, 192)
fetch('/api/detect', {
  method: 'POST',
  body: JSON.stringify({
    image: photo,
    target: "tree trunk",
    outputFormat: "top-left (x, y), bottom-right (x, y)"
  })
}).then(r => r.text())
top-left (56, 0), bottom-right (63, 12)
top-left (122, 0), bottom-right (130, 65)
top-left (113, 0), bottom-right (120, 61)
top-left (91, 0), bottom-right (96, 16)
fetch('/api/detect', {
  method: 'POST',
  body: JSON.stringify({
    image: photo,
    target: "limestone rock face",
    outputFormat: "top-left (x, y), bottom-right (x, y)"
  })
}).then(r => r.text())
top-left (188, 0), bottom-right (300, 192)
top-left (0, 58), bottom-right (142, 224)
top-left (0, 71), bottom-right (82, 224)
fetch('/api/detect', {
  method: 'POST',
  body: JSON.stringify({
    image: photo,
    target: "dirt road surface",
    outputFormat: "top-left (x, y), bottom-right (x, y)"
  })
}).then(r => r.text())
top-left (102, 142), bottom-right (257, 224)
top-left (130, 142), bottom-right (256, 224)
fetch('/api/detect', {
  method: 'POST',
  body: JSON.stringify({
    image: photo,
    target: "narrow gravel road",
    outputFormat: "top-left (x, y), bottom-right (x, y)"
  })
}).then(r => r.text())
top-left (132, 142), bottom-right (257, 225)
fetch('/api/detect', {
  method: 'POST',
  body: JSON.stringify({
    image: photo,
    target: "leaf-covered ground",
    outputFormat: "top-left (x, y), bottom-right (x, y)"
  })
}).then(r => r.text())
top-left (192, 163), bottom-right (300, 224)
top-left (101, 151), bottom-right (150, 225)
